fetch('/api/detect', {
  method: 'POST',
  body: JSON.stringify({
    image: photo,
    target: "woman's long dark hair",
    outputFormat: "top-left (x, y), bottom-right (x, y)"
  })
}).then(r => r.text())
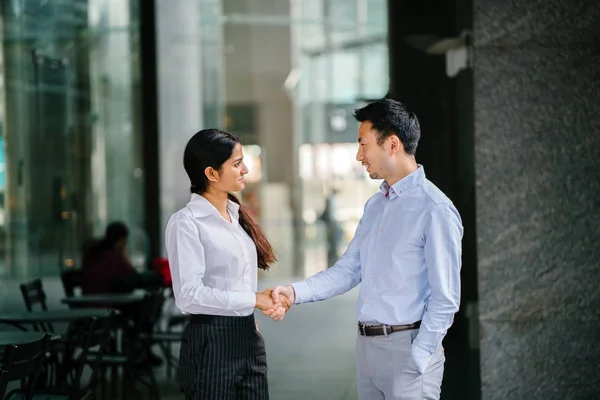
top-left (183, 129), bottom-right (276, 270)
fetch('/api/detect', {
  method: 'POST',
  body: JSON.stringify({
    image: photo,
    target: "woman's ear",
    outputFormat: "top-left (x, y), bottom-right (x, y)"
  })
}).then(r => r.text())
top-left (204, 166), bottom-right (219, 183)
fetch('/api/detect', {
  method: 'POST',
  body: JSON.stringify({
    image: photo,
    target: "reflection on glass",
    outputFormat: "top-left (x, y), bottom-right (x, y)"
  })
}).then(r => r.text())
top-left (299, 143), bottom-right (379, 275)
top-left (0, 0), bottom-right (144, 278)
top-left (201, 0), bottom-right (388, 277)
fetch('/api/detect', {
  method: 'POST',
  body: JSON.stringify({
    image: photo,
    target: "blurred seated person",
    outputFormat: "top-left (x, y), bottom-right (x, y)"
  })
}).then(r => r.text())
top-left (82, 222), bottom-right (160, 294)
top-left (82, 222), bottom-right (164, 365)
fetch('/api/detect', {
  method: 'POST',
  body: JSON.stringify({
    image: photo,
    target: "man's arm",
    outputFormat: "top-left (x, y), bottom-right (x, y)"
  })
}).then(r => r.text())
top-left (267, 209), bottom-right (369, 320)
top-left (412, 203), bottom-right (463, 373)
top-left (291, 223), bottom-right (363, 303)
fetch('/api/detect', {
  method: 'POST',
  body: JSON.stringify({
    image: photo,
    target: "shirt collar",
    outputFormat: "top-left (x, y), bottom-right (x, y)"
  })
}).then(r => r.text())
top-left (186, 193), bottom-right (240, 221)
top-left (379, 165), bottom-right (426, 198)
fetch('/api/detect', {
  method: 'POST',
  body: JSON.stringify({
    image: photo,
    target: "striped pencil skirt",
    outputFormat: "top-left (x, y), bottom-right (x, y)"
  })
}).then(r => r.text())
top-left (179, 314), bottom-right (269, 400)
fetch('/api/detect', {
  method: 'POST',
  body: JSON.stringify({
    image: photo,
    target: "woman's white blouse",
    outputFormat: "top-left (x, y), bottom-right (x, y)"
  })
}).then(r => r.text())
top-left (165, 193), bottom-right (257, 316)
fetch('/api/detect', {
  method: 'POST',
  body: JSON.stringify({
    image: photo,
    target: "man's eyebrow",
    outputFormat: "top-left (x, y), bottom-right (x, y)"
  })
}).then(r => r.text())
top-left (233, 157), bottom-right (243, 163)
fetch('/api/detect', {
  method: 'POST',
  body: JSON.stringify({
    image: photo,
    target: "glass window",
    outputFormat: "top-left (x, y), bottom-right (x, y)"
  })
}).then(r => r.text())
top-left (194, 0), bottom-right (387, 277)
top-left (0, 0), bottom-right (144, 277)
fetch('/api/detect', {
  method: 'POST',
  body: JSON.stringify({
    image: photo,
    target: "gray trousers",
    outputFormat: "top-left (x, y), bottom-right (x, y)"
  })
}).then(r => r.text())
top-left (356, 329), bottom-right (445, 400)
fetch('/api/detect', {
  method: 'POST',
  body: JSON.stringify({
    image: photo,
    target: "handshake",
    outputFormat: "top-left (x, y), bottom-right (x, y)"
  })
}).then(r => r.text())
top-left (255, 285), bottom-right (295, 321)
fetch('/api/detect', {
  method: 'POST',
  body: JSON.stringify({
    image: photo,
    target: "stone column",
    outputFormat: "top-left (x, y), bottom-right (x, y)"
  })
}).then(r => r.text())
top-left (155, 0), bottom-right (203, 248)
top-left (474, 1), bottom-right (600, 399)
top-left (223, 0), bottom-right (297, 278)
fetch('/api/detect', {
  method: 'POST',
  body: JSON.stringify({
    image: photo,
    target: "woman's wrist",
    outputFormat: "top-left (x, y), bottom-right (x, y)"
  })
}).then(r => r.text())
top-left (255, 292), bottom-right (267, 310)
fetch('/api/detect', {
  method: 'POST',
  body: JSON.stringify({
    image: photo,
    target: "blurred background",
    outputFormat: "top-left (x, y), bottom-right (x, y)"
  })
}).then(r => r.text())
top-left (0, 0), bottom-right (598, 399)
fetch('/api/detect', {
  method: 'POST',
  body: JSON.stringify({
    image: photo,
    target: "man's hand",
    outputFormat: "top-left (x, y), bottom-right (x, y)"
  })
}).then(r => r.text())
top-left (255, 288), bottom-right (290, 313)
top-left (263, 285), bottom-right (295, 321)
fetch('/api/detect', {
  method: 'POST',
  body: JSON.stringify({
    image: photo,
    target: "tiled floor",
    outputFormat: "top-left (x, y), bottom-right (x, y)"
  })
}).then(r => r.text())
top-left (159, 281), bottom-right (360, 400)
top-left (1, 276), bottom-right (483, 399)
top-left (0, 277), bottom-right (360, 400)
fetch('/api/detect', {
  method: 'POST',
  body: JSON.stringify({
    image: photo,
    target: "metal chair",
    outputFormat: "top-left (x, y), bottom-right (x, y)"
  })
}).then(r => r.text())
top-left (0, 334), bottom-right (51, 400)
top-left (60, 270), bottom-right (83, 298)
top-left (19, 280), bottom-right (53, 333)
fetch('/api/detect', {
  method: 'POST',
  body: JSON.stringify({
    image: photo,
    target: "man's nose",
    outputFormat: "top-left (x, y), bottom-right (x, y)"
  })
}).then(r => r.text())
top-left (356, 148), bottom-right (363, 162)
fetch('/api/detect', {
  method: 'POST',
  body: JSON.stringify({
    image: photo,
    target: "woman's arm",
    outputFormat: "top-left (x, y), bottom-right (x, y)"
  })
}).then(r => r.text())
top-left (165, 214), bottom-right (285, 315)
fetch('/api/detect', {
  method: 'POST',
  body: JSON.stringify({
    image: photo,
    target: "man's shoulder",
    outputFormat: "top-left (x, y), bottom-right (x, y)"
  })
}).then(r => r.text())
top-left (418, 179), bottom-right (453, 206)
top-left (364, 190), bottom-right (385, 210)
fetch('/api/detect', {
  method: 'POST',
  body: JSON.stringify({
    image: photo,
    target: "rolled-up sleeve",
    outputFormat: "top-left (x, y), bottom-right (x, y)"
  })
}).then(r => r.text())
top-left (412, 203), bottom-right (463, 373)
top-left (165, 214), bottom-right (256, 315)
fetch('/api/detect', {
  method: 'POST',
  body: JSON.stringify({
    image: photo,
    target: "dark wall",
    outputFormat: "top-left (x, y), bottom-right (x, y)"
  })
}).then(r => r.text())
top-left (388, 1), bottom-right (479, 399)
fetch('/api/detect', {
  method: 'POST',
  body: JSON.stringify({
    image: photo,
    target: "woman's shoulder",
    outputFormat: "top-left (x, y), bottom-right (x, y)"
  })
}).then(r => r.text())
top-left (165, 207), bottom-right (209, 246)
top-left (167, 207), bottom-right (195, 229)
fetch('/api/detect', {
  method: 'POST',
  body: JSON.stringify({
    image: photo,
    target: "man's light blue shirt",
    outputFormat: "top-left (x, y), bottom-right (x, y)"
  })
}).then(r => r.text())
top-left (292, 165), bottom-right (463, 373)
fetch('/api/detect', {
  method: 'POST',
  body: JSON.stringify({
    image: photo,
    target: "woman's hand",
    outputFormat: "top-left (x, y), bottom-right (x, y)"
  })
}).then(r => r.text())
top-left (255, 288), bottom-right (291, 313)
top-left (262, 285), bottom-right (295, 321)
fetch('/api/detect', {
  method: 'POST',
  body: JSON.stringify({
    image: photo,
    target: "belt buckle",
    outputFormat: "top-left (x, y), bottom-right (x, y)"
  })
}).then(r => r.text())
top-left (382, 324), bottom-right (389, 336)
top-left (359, 323), bottom-right (367, 336)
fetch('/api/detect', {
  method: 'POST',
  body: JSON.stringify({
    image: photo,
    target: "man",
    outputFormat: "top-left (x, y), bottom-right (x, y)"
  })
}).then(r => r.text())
top-left (266, 99), bottom-right (463, 400)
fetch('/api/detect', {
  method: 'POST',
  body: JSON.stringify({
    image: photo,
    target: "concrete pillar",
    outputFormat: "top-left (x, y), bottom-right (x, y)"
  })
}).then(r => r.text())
top-left (155, 0), bottom-right (203, 249)
top-left (474, 1), bottom-right (600, 398)
top-left (223, 0), bottom-right (297, 278)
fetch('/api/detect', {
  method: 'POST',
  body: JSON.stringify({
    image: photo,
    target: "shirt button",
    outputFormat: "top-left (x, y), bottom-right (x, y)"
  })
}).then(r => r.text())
top-left (365, 301), bottom-right (368, 304)
top-left (375, 252), bottom-right (378, 256)
top-left (379, 229), bottom-right (383, 232)
top-left (386, 207), bottom-right (390, 211)
top-left (371, 276), bottom-right (374, 280)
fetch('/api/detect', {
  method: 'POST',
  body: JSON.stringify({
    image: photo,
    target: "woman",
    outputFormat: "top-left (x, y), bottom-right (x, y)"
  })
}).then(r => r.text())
top-left (82, 222), bottom-right (137, 294)
top-left (82, 222), bottom-right (162, 295)
top-left (165, 129), bottom-right (289, 400)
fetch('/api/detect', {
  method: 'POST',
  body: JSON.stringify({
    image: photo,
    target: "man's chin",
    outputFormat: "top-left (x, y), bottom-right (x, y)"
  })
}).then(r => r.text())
top-left (369, 172), bottom-right (382, 180)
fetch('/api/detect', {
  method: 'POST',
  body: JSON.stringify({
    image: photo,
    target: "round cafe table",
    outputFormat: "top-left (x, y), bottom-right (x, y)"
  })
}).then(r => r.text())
top-left (61, 292), bottom-right (146, 308)
top-left (0, 331), bottom-right (47, 347)
top-left (0, 309), bottom-right (111, 331)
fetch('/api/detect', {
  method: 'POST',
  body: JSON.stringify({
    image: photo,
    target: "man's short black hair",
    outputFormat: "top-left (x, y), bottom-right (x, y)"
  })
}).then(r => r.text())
top-left (353, 98), bottom-right (421, 155)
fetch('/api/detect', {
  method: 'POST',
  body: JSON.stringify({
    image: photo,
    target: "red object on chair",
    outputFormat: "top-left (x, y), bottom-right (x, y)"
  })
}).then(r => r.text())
top-left (153, 257), bottom-right (172, 287)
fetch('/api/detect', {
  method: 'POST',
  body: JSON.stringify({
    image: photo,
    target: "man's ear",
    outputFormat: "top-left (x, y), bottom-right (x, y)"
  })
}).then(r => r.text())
top-left (205, 167), bottom-right (219, 183)
top-left (388, 135), bottom-right (403, 154)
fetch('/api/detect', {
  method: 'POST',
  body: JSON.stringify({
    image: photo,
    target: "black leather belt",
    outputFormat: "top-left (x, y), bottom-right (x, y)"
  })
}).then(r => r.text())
top-left (190, 314), bottom-right (254, 327)
top-left (358, 321), bottom-right (421, 336)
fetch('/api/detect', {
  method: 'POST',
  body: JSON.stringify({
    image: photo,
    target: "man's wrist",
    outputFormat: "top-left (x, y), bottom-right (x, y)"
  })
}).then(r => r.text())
top-left (411, 340), bottom-right (434, 374)
top-left (287, 285), bottom-right (296, 304)
top-left (290, 281), bottom-right (309, 304)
